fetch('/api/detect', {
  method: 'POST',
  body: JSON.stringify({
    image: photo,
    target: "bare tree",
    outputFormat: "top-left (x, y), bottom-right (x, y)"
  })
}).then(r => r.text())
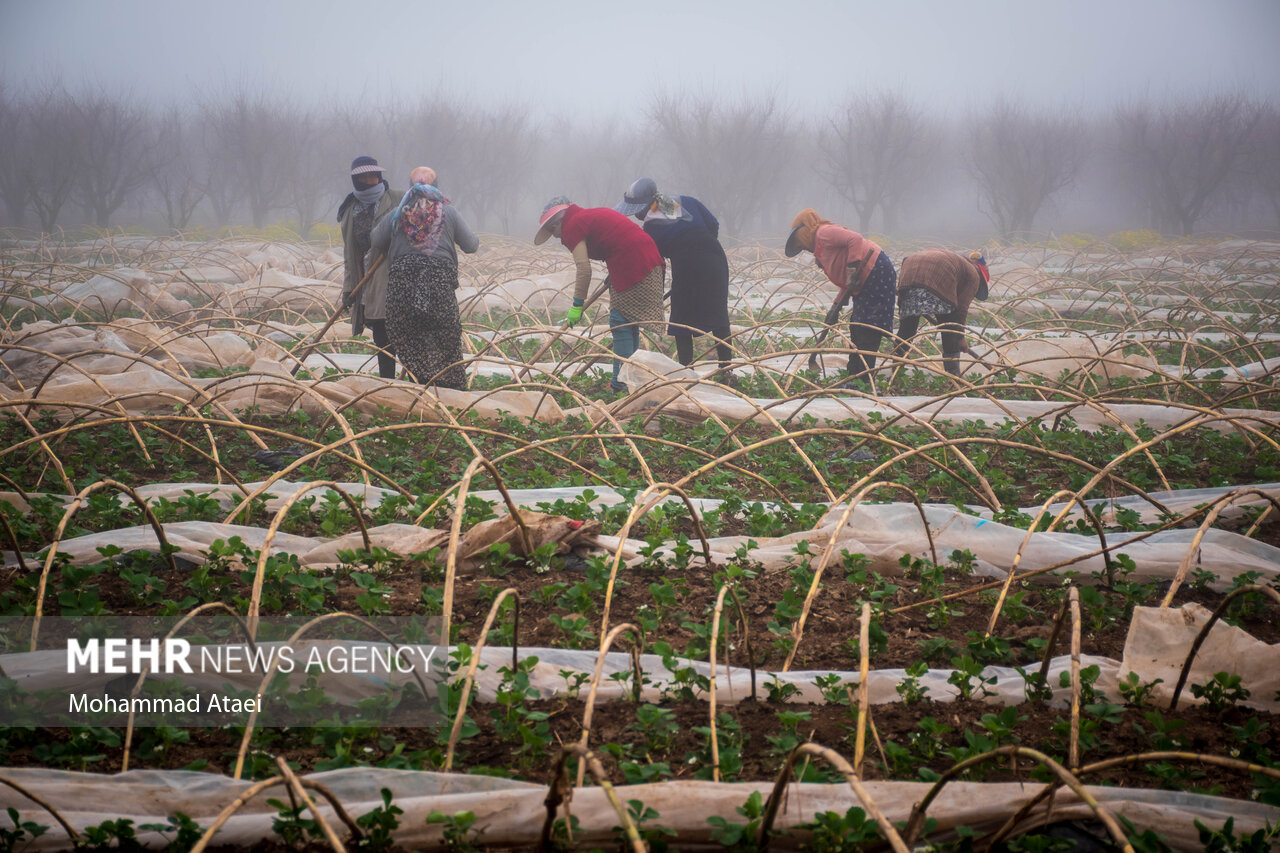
top-left (24, 83), bottom-right (84, 232)
top-left (0, 85), bottom-right (38, 226)
top-left (536, 115), bottom-right (645, 214)
top-left (199, 90), bottom-right (292, 228)
top-left (1116, 93), bottom-right (1265, 235)
top-left (647, 90), bottom-right (792, 236)
top-left (1252, 103), bottom-right (1280, 228)
top-left (454, 104), bottom-right (538, 233)
top-left (965, 98), bottom-right (1086, 238)
top-left (73, 89), bottom-right (154, 227)
top-left (149, 106), bottom-right (207, 233)
top-left (196, 106), bottom-right (240, 227)
top-left (389, 93), bottom-right (471, 184)
top-left (278, 105), bottom-right (343, 239)
top-left (817, 89), bottom-right (939, 233)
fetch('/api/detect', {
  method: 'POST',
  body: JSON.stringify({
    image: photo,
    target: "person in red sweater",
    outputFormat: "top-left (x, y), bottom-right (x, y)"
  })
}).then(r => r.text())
top-left (785, 209), bottom-right (897, 384)
top-left (535, 196), bottom-right (665, 393)
top-left (890, 249), bottom-right (989, 378)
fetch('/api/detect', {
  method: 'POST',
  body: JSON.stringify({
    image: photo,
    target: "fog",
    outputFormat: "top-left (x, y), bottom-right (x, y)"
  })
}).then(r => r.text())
top-left (2, 0), bottom-right (1279, 241)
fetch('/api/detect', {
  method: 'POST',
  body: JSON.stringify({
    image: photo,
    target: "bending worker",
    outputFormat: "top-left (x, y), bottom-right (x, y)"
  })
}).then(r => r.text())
top-left (785, 209), bottom-right (897, 384)
top-left (535, 196), bottom-right (664, 394)
top-left (891, 249), bottom-right (989, 378)
top-left (617, 178), bottom-right (733, 379)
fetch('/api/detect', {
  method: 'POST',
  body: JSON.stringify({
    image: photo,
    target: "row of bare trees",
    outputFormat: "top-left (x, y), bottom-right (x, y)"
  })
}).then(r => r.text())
top-left (0, 83), bottom-right (1275, 239)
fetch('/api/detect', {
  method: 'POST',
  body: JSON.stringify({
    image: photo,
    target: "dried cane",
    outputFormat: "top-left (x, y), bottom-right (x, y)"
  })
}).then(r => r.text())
top-left (289, 254), bottom-right (384, 377)
top-left (516, 278), bottom-right (611, 381)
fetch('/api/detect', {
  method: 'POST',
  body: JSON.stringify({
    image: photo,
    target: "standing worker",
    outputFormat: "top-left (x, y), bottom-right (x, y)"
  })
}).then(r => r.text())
top-left (535, 196), bottom-right (664, 394)
top-left (785, 209), bottom-right (897, 385)
top-left (370, 166), bottom-right (478, 390)
top-left (616, 178), bottom-right (734, 381)
top-left (338, 156), bottom-right (400, 379)
top-left (891, 249), bottom-right (989, 378)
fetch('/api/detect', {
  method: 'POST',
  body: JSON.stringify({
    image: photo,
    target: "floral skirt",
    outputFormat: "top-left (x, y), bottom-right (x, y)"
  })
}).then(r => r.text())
top-left (385, 254), bottom-right (467, 389)
top-left (898, 285), bottom-right (956, 323)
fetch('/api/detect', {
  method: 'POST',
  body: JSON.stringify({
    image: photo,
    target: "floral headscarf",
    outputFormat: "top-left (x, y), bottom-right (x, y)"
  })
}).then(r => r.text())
top-left (968, 251), bottom-right (990, 283)
top-left (393, 183), bottom-right (450, 251)
top-left (643, 191), bottom-right (696, 227)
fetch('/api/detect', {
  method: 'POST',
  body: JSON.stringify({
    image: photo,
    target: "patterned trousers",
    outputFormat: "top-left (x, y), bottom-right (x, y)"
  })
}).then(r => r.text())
top-left (386, 254), bottom-right (467, 390)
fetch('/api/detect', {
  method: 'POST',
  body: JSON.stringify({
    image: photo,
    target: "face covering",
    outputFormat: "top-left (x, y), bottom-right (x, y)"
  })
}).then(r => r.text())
top-left (353, 179), bottom-right (387, 206)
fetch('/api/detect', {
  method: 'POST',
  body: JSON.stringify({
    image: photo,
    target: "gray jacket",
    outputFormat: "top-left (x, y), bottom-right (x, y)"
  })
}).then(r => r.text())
top-left (370, 199), bottom-right (479, 273)
top-left (339, 187), bottom-right (400, 320)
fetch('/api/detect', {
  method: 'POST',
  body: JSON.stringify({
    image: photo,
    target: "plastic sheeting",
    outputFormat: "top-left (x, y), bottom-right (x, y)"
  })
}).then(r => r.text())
top-left (976, 335), bottom-right (1162, 382)
top-left (1122, 603), bottom-right (1280, 712)
top-left (0, 319), bottom-right (258, 389)
top-left (211, 268), bottom-right (341, 314)
top-left (1, 354), bottom-right (565, 424)
top-left (611, 351), bottom-right (1280, 432)
top-left (0, 767), bottom-right (1272, 851)
top-left (15, 478), bottom-right (1277, 527)
top-left (2, 509), bottom-right (599, 574)
top-left (457, 271), bottom-right (577, 317)
top-left (6, 498), bottom-right (1277, 592)
top-left (5, 269), bottom-right (192, 317)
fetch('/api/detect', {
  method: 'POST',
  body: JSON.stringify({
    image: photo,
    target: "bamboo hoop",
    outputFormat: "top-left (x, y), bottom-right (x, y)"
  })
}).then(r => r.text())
top-left (757, 741), bottom-right (910, 853)
top-left (1167, 584), bottom-right (1280, 711)
top-left (540, 744), bottom-right (643, 853)
top-left (29, 478), bottom-right (179, 651)
top-left (0, 775), bottom-right (80, 843)
top-left (854, 601), bottom-right (872, 775)
top-left (247, 480), bottom-right (372, 638)
top-left (1159, 489), bottom-right (1280, 607)
top-left (232, 612), bottom-right (435, 780)
top-left (187, 772), bottom-right (361, 853)
top-left (121, 602), bottom-right (257, 771)
top-left (784, 480), bottom-right (936, 671)
top-left (444, 587), bottom-right (521, 771)
top-left (902, 745), bottom-right (1133, 853)
top-left (574, 622), bottom-right (643, 788)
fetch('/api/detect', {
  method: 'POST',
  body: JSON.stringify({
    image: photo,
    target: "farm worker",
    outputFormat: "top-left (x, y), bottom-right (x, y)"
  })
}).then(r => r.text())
top-left (535, 196), bottom-right (665, 394)
top-left (338, 156), bottom-right (401, 379)
top-left (891, 249), bottom-right (990, 378)
top-left (785, 209), bottom-right (897, 383)
top-left (616, 178), bottom-right (734, 380)
top-left (370, 167), bottom-right (478, 389)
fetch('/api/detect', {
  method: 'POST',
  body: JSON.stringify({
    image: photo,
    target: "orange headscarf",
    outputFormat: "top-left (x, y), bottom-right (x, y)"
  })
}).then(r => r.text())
top-left (789, 208), bottom-right (830, 253)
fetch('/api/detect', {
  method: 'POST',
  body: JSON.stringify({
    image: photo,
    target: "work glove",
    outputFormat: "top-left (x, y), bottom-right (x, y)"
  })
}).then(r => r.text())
top-left (822, 304), bottom-right (843, 327)
top-left (843, 262), bottom-right (862, 304)
top-left (342, 291), bottom-right (355, 310)
top-left (566, 298), bottom-right (585, 327)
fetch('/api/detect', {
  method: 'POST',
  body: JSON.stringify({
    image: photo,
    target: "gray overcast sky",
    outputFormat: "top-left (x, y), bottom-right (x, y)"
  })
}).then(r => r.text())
top-left (3, 0), bottom-right (1279, 116)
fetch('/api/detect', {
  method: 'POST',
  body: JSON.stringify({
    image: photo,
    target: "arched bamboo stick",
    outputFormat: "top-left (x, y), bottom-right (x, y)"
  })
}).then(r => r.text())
top-left (444, 586), bottom-right (521, 771)
top-left (29, 478), bottom-right (179, 650)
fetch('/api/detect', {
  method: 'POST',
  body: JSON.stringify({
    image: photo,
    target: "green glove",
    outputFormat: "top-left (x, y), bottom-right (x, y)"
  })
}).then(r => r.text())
top-left (566, 299), bottom-right (584, 327)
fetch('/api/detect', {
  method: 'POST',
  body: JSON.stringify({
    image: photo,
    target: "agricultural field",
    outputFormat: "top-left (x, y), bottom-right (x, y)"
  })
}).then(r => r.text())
top-left (0, 232), bottom-right (1278, 851)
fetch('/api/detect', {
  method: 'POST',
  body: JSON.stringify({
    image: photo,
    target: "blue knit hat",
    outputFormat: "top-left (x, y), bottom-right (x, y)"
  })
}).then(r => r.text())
top-left (350, 155), bottom-right (383, 176)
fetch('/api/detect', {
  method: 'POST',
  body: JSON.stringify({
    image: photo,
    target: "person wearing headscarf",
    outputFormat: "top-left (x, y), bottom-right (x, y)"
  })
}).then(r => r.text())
top-left (785, 209), bottom-right (897, 383)
top-left (369, 167), bottom-right (478, 389)
top-left (891, 249), bottom-right (990, 377)
top-left (616, 178), bottom-right (734, 380)
top-left (535, 197), bottom-right (664, 393)
top-left (338, 156), bottom-right (400, 378)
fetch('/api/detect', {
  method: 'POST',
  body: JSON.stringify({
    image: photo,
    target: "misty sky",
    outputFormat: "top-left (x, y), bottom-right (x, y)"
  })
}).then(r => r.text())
top-left (3, 0), bottom-right (1279, 117)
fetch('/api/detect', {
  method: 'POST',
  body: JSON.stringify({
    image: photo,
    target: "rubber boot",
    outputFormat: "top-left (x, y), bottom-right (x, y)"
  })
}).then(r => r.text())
top-left (943, 350), bottom-right (962, 378)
